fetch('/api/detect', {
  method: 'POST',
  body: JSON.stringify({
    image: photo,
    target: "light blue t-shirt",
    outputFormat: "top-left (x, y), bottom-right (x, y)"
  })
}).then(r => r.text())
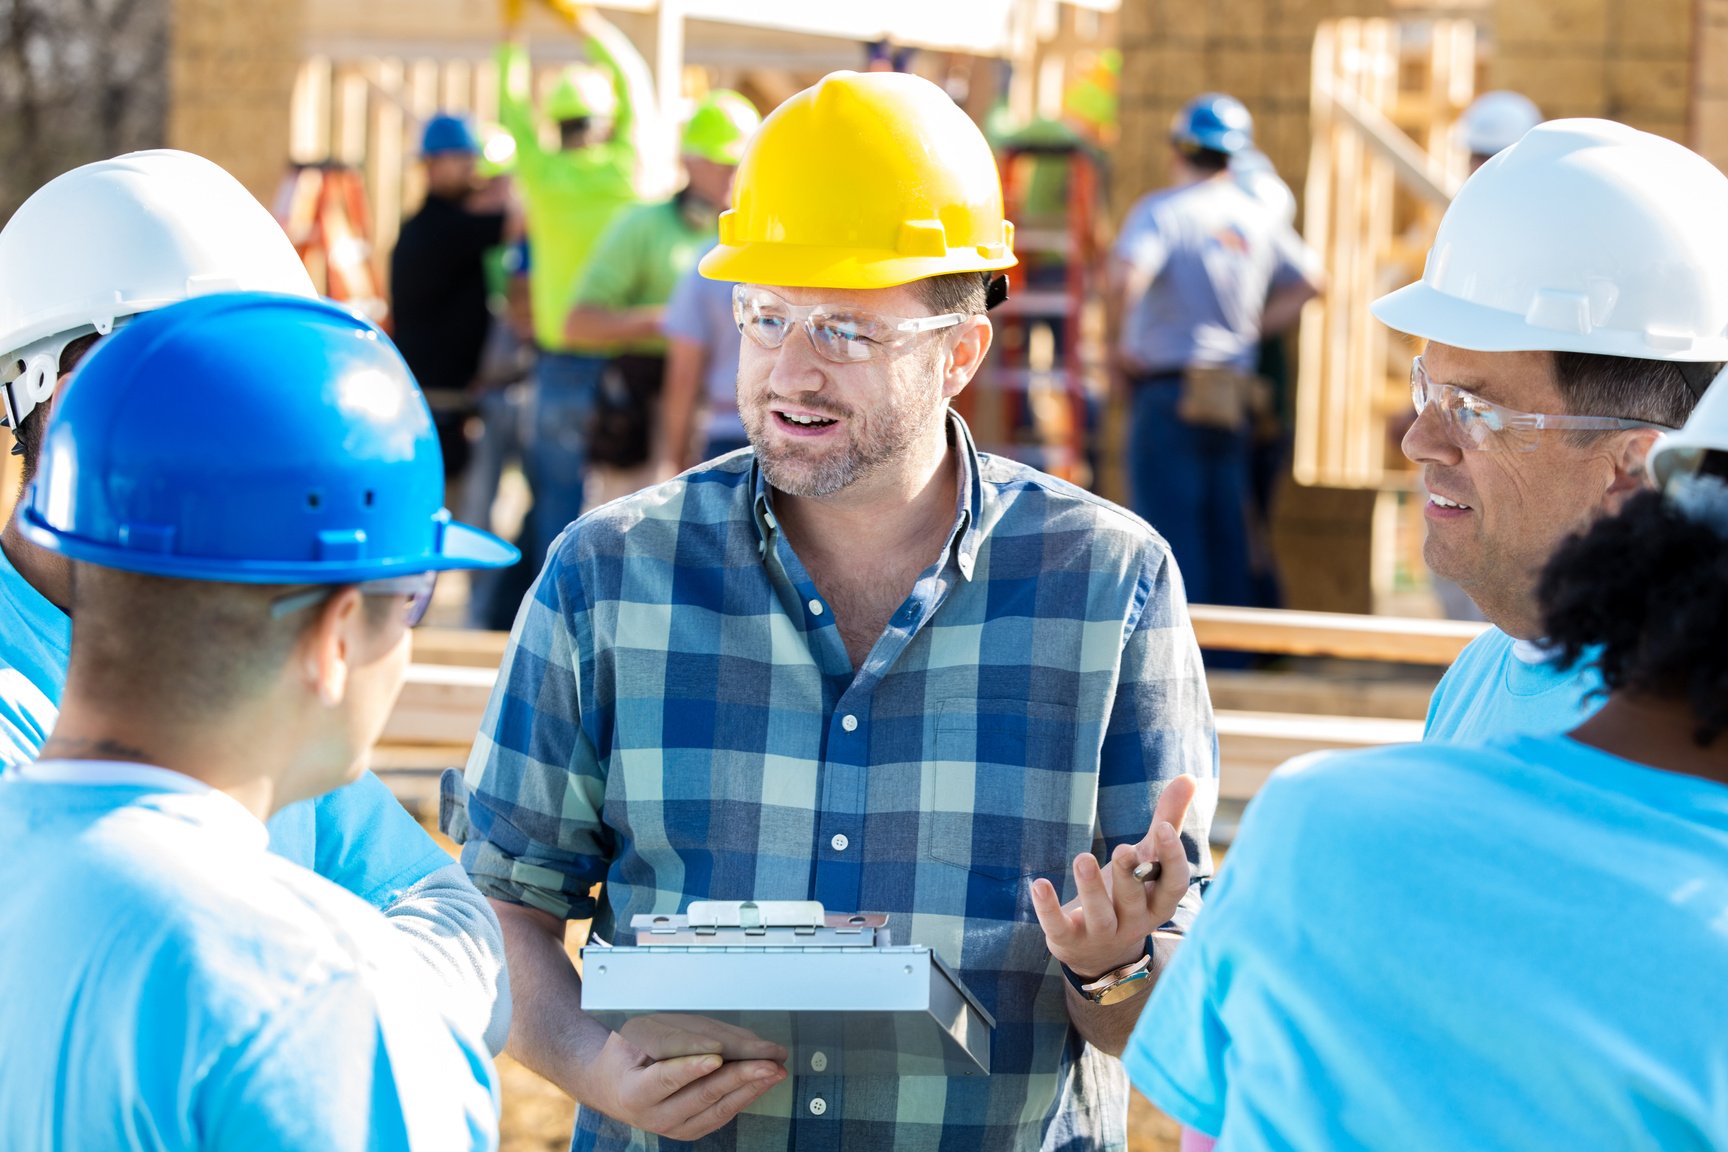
top-left (0, 762), bottom-right (498, 1151)
top-left (661, 250), bottom-right (746, 447)
top-left (0, 540), bottom-right (68, 759)
top-left (1124, 733), bottom-right (1728, 1150)
top-left (0, 542), bottom-right (510, 1049)
top-left (1113, 177), bottom-right (1317, 374)
top-left (0, 542), bottom-right (452, 890)
top-left (1425, 626), bottom-right (1603, 743)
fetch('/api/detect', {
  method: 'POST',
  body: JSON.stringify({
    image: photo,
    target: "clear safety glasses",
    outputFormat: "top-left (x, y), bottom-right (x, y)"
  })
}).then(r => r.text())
top-left (1409, 356), bottom-right (1671, 453)
top-left (732, 284), bottom-right (966, 363)
top-left (268, 570), bottom-right (440, 628)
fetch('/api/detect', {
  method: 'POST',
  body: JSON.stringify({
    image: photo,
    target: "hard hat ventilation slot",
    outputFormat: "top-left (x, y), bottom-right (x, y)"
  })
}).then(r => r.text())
top-left (306, 491), bottom-right (322, 509)
top-left (363, 490), bottom-right (375, 507)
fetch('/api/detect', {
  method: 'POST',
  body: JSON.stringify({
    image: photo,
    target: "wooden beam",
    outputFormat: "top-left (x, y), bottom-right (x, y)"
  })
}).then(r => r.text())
top-left (411, 606), bottom-right (1486, 672)
top-left (1216, 710), bottom-right (1425, 801)
top-left (1189, 605), bottom-right (1483, 665)
top-left (411, 628), bottom-right (511, 667)
top-left (1314, 75), bottom-right (1457, 209)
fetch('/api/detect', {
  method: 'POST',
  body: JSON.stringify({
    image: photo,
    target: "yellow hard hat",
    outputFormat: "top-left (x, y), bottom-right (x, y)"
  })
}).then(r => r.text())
top-left (681, 90), bottom-right (760, 165)
top-left (699, 70), bottom-right (1016, 290)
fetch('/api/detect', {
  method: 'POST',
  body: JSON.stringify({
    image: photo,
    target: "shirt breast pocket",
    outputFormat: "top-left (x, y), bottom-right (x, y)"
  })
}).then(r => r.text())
top-left (927, 699), bottom-right (1088, 881)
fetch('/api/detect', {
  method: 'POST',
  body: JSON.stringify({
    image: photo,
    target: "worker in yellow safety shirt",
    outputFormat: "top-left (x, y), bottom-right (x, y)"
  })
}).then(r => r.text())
top-left (495, 8), bottom-right (652, 558)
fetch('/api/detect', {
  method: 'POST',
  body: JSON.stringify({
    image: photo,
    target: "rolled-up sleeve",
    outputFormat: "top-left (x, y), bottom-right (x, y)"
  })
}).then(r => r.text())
top-left (446, 540), bottom-right (612, 922)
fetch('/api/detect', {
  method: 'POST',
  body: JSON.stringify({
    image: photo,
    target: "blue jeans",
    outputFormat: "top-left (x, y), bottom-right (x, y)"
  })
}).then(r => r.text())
top-left (460, 384), bottom-right (533, 628)
top-left (527, 351), bottom-right (604, 556)
top-left (1128, 376), bottom-right (1254, 611)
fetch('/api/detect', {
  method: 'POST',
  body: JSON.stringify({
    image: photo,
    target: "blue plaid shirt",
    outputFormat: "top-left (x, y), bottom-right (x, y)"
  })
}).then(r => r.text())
top-left (452, 415), bottom-right (1217, 1152)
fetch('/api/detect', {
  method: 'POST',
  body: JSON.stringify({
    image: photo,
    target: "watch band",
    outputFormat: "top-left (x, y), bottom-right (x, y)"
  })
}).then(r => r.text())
top-left (1063, 942), bottom-right (1156, 1005)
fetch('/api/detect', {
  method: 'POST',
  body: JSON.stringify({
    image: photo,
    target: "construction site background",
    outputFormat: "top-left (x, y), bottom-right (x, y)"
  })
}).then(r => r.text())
top-left (2, 3), bottom-right (1723, 1148)
top-left (8, 0), bottom-right (1725, 617)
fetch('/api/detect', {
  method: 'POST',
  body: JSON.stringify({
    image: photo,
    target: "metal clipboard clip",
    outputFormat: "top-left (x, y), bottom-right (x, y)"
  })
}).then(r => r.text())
top-left (635, 901), bottom-right (892, 948)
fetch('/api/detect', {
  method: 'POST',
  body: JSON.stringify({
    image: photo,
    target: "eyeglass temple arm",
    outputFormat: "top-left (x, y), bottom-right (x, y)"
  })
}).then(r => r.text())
top-left (898, 312), bottom-right (967, 333)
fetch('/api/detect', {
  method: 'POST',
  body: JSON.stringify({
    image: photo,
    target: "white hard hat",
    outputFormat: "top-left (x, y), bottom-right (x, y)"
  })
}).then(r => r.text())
top-left (1649, 366), bottom-right (1728, 488)
top-left (1460, 90), bottom-right (1542, 157)
top-left (1372, 119), bottom-right (1728, 362)
top-left (1231, 149), bottom-right (1296, 227)
top-left (0, 149), bottom-right (317, 431)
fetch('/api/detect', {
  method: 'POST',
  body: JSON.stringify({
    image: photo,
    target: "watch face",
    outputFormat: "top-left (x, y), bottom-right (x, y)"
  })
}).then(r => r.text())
top-left (1092, 969), bottom-right (1153, 1006)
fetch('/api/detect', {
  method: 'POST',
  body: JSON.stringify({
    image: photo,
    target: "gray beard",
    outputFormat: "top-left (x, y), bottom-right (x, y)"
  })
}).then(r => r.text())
top-left (753, 446), bottom-right (859, 498)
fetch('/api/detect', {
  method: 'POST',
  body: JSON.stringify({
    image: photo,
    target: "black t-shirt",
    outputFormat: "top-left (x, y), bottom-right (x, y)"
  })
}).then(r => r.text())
top-left (388, 194), bottom-right (506, 400)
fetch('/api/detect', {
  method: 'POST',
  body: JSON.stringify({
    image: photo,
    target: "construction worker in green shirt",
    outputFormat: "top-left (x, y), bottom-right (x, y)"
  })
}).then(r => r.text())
top-left (565, 89), bottom-right (761, 509)
top-left (495, 9), bottom-right (654, 557)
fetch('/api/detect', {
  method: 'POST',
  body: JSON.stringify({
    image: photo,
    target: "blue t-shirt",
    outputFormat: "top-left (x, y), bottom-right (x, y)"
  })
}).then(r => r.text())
top-left (661, 247), bottom-right (745, 447)
top-left (0, 541), bottom-right (68, 759)
top-left (1124, 733), bottom-right (1728, 1149)
top-left (1425, 626), bottom-right (1603, 743)
top-left (0, 543), bottom-right (453, 899)
top-left (1112, 177), bottom-right (1317, 374)
top-left (0, 762), bottom-right (498, 1151)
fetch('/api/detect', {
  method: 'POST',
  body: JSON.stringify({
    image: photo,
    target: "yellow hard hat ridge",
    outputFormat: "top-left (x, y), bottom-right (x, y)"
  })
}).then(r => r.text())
top-left (699, 70), bottom-right (1017, 291)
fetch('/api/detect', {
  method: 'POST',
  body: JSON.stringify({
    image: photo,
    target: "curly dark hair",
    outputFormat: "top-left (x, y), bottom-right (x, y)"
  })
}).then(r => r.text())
top-left (1538, 487), bottom-right (1728, 747)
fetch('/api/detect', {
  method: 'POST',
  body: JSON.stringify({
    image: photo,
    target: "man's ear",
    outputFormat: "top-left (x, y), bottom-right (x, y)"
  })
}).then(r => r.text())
top-left (940, 316), bottom-right (994, 402)
top-left (299, 586), bottom-right (364, 708)
top-left (1606, 427), bottom-right (1663, 505)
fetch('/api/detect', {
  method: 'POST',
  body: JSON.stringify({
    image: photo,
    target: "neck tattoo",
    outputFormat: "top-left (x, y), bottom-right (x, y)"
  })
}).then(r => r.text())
top-left (38, 737), bottom-right (156, 766)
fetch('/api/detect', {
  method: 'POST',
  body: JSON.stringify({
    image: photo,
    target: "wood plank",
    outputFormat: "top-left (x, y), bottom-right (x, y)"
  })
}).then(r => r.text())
top-left (1216, 710), bottom-right (1425, 801)
top-left (413, 607), bottom-right (1484, 672)
top-left (411, 628), bottom-right (511, 667)
top-left (1189, 605), bottom-right (1483, 664)
top-left (1204, 669), bottom-right (1436, 720)
top-left (378, 663), bottom-right (497, 744)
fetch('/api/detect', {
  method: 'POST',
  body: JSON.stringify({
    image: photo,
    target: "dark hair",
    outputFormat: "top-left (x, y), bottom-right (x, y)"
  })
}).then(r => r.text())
top-left (11, 331), bottom-right (102, 488)
top-left (1172, 140), bottom-right (1231, 174)
top-left (1552, 352), bottom-right (1720, 433)
top-left (1539, 488), bottom-right (1728, 746)
top-left (912, 271), bottom-right (991, 317)
top-left (68, 566), bottom-right (403, 719)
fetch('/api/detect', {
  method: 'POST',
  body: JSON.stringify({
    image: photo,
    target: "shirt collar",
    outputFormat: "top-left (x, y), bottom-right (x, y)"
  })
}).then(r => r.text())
top-left (751, 409), bottom-right (985, 581)
top-left (13, 758), bottom-right (270, 848)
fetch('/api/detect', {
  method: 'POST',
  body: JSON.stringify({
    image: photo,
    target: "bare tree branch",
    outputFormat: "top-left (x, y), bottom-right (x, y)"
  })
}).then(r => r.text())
top-left (0, 0), bottom-right (168, 227)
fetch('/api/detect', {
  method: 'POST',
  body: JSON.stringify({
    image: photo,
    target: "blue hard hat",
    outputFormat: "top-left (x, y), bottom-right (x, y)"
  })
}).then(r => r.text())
top-left (1171, 93), bottom-right (1253, 156)
top-left (21, 292), bottom-right (518, 584)
top-left (421, 113), bottom-right (481, 156)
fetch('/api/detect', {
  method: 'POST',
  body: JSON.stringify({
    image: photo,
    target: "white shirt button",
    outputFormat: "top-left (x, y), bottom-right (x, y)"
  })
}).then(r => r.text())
top-left (841, 714), bottom-right (858, 732)
top-left (808, 599), bottom-right (824, 616)
top-left (830, 833), bottom-right (849, 852)
top-left (957, 551), bottom-right (974, 576)
top-left (809, 1051), bottom-right (829, 1072)
top-left (809, 1096), bottom-right (828, 1116)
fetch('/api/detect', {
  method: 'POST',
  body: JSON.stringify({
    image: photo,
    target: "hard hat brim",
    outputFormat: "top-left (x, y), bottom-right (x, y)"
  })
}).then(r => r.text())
top-left (1372, 279), bottom-right (1728, 361)
top-left (20, 506), bottom-right (520, 584)
top-left (699, 241), bottom-right (1016, 291)
top-left (437, 520), bottom-right (521, 571)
